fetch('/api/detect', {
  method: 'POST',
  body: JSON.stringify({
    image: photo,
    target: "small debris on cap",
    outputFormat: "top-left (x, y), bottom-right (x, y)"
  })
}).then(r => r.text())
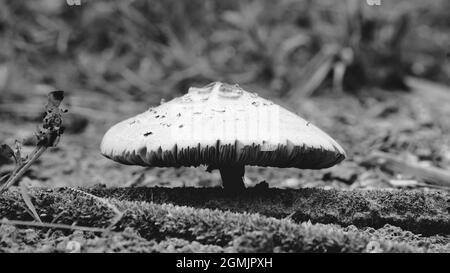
top-left (100, 82), bottom-right (346, 189)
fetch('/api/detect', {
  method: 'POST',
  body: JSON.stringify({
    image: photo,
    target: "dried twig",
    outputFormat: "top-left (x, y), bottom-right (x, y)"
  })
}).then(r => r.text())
top-left (65, 187), bottom-right (124, 229)
top-left (19, 180), bottom-right (42, 223)
top-left (1, 146), bottom-right (47, 192)
top-left (0, 91), bottom-right (66, 193)
top-left (289, 45), bottom-right (339, 99)
top-left (368, 151), bottom-right (450, 188)
top-left (283, 211), bottom-right (296, 221)
top-left (124, 173), bottom-right (146, 187)
top-left (0, 219), bottom-right (110, 234)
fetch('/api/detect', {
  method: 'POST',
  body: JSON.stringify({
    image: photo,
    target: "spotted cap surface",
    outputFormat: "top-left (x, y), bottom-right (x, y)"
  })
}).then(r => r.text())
top-left (100, 82), bottom-right (346, 169)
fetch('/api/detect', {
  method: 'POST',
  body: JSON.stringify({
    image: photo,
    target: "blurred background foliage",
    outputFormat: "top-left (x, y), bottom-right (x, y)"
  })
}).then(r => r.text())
top-left (0, 0), bottom-right (449, 104)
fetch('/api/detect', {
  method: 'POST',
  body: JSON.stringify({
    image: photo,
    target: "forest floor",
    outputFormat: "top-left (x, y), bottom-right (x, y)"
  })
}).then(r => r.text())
top-left (1, 75), bottom-right (450, 252)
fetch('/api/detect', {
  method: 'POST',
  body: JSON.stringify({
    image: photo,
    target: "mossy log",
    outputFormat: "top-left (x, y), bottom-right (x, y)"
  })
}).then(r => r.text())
top-left (1, 186), bottom-right (448, 236)
top-left (86, 186), bottom-right (450, 236)
top-left (0, 187), bottom-right (437, 253)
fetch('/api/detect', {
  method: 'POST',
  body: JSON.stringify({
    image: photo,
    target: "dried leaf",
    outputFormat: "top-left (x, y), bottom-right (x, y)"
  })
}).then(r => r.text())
top-left (19, 180), bottom-right (42, 223)
top-left (46, 91), bottom-right (65, 109)
top-left (0, 144), bottom-right (14, 159)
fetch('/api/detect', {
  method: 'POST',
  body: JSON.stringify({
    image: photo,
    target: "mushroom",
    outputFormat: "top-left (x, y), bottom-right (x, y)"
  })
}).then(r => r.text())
top-left (101, 82), bottom-right (346, 191)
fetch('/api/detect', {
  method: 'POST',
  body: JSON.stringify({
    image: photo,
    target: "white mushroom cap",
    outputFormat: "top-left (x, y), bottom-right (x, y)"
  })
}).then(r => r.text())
top-left (101, 82), bottom-right (346, 169)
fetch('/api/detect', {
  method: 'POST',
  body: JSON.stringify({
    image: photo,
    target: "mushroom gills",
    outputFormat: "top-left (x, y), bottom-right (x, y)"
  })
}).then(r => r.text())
top-left (100, 81), bottom-right (347, 192)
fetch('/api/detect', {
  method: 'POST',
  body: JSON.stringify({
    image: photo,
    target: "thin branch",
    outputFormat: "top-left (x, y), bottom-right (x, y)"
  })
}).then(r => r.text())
top-left (0, 146), bottom-right (47, 193)
top-left (0, 219), bottom-right (110, 233)
top-left (367, 151), bottom-right (450, 188)
top-left (0, 91), bottom-right (66, 193)
top-left (19, 180), bottom-right (42, 223)
top-left (65, 187), bottom-right (124, 229)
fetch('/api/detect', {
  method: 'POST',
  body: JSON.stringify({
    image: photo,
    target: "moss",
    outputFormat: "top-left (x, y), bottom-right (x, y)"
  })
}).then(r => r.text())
top-left (0, 224), bottom-right (229, 253)
top-left (87, 186), bottom-right (450, 236)
top-left (345, 224), bottom-right (450, 253)
top-left (0, 187), bottom-right (433, 253)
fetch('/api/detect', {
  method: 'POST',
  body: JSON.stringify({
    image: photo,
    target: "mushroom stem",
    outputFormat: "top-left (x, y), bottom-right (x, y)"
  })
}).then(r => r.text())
top-left (219, 164), bottom-right (246, 191)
